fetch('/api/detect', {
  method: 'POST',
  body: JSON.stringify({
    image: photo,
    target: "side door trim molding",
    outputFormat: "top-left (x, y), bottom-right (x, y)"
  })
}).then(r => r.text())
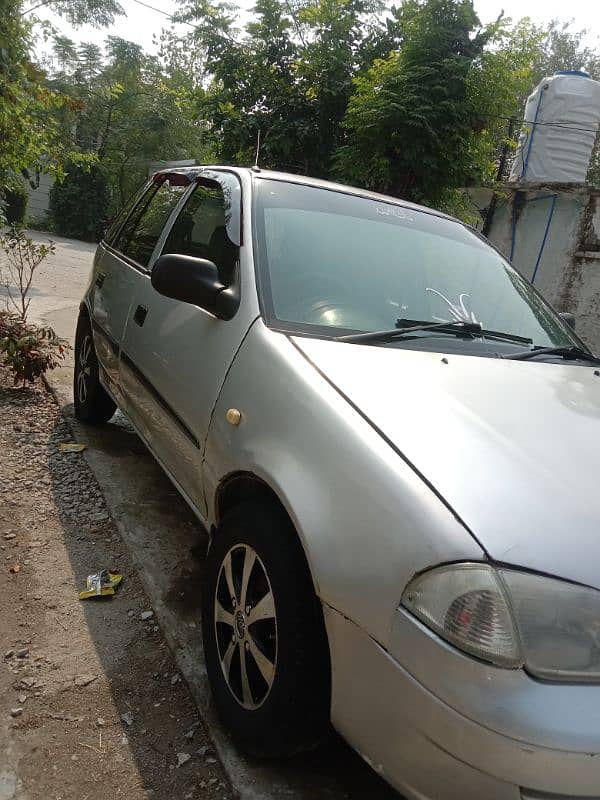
top-left (91, 319), bottom-right (119, 356)
top-left (91, 318), bottom-right (200, 449)
top-left (119, 350), bottom-right (201, 450)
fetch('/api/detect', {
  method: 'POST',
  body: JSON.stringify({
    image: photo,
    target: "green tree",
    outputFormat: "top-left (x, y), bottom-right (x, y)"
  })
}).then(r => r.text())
top-left (0, 2), bottom-right (66, 203)
top-left (529, 19), bottom-right (600, 83)
top-left (78, 42), bottom-right (104, 82)
top-left (297, 0), bottom-right (385, 176)
top-left (335, 0), bottom-right (488, 207)
top-left (49, 161), bottom-right (111, 241)
top-left (95, 37), bottom-right (209, 206)
top-left (52, 34), bottom-right (79, 77)
top-left (0, 0), bottom-right (124, 217)
top-left (464, 18), bottom-right (546, 187)
top-left (180, 0), bottom-right (306, 168)
top-left (178, 0), bottom-right (386, 176)
top-left (48, 32), bottom-right (212, 209)
top-left (20, 0), bottom-right (124, 27)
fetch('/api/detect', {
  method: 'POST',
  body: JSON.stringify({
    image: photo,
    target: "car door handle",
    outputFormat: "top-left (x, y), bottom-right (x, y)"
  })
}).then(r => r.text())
top-left (95, 272), bottom-right (106, 288)
top-left (133, 305), bottom-right (148, 327)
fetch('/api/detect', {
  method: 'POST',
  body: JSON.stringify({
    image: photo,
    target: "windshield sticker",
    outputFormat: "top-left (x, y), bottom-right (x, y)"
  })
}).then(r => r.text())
top-left (375, 206), bottom-right (414, 222)
top-left (426, 288), bottom-right (480, 324)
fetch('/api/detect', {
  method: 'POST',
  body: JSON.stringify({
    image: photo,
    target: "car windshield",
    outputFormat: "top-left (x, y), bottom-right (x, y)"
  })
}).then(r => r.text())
top-left (253, 179), bottom-right (580, 355)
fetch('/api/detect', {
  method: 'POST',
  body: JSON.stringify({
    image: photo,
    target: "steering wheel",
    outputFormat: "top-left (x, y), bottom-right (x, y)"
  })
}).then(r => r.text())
top-left (301, 299), bottom-right (364, 326)
top-left (285, 273), bottom-right (384, 330)
top-left (286, 273), bottom-right (354, 316)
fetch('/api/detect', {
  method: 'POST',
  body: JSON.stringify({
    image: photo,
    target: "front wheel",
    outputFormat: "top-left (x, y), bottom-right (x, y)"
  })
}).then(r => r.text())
top-left (202, 501), bottom-right (331, 757)
top-left (73, 314), bottom-right (116, 424)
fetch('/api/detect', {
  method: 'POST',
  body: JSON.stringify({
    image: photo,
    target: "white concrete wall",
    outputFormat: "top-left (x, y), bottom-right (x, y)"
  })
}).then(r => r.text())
top-left (487, 186), bottom-right (600, 351)
top-left (24, 173), bottom-right (53, 222)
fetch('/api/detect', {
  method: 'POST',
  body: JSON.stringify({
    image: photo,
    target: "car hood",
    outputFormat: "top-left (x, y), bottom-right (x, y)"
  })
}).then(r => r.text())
top-left (292, 336), bottom-right (600, 590)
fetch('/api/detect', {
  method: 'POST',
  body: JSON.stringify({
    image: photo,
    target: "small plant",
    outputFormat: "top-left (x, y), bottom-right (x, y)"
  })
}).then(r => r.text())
top-left (0, 225), bottom-right (56, 321)
top-left (0, 311), bottom-right (68, 385)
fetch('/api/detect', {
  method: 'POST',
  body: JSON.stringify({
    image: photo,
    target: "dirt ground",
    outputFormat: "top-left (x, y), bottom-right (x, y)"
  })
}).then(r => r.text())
top-left (0, 366), bottom-right (233, 800)
top-left (1, 229), bottom-right (401, 800)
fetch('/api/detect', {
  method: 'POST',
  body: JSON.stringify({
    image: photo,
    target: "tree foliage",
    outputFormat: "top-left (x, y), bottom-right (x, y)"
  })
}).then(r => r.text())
top-left (335, 0), bottom-right (489, 206)
top-left (5, 0), bottom-right (600, 231)
top-left (177, 0), bottom-right (386, 176)
top-left (173, 0), bottom-right (600, 213)
top-left (49, 161), bottom-right (111, 241)
top-left (36, 0), bottom-right (124, 28)
top-left (0, 0), bottom-right (124, 218)
top-left (47, 32), bottom-right (210, 211)
top-left (0, 2), bottom-right (65, 199)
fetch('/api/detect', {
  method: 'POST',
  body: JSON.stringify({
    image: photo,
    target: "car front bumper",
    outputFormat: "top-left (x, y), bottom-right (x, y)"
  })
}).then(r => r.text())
top-left (324, 605), bottom-right (600, 800)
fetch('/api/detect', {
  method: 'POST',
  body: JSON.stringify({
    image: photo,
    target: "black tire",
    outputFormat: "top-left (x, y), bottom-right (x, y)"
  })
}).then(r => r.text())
top-left (73, 313), bottom-right (116, 425)
top-left (202, 501), bottom-right (331, 758)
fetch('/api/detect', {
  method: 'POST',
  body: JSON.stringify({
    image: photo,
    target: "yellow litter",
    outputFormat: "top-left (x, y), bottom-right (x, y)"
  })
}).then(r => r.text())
top-left (59, 443), bottom-right (87, 453)
top-left (79, 569), bottom-right (122, 600)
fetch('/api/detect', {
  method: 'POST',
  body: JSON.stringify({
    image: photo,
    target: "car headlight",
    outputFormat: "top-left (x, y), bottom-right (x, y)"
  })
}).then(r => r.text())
top-left (401, 562), bottom-right (600, 682)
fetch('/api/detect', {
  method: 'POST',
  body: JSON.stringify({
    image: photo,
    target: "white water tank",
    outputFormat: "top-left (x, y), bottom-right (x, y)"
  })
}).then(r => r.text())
top-left (509, 70), bottom-right (600, 184)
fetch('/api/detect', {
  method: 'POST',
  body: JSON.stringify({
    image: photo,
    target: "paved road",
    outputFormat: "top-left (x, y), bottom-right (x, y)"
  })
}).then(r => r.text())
top-left (6, 231), bottom-right (400, 800)
top-left (0, 230), bottom-right (96, 384)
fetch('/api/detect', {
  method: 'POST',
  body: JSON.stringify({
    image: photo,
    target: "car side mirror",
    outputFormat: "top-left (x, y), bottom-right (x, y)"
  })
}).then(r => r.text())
top-left (151, 253), bottom-right (238, 320)
top-left (559, 311), bottom-right (576, 330)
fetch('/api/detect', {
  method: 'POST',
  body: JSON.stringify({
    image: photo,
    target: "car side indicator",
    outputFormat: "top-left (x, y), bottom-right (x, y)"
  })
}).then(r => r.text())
top-left (226, 408), bottom-right (242, 426)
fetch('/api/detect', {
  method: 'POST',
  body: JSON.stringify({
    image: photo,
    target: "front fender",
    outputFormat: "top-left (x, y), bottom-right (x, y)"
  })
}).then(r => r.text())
top-left (203, 321), bottom-right (483, 648)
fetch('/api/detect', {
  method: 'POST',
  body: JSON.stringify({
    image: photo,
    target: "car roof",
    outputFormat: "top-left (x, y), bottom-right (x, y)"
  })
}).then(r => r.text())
top-left (152, 165), bottom-right (456, 224)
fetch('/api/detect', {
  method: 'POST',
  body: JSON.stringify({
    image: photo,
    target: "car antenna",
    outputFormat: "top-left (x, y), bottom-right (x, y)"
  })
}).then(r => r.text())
top-left (251, 129), bottom-right (261, 172)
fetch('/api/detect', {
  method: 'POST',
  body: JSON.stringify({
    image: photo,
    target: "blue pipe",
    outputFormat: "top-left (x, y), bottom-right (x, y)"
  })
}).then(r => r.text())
top-left (509, 193), bottom-right (557, 263)
top-left (531, 194), bottom-right (558, 285)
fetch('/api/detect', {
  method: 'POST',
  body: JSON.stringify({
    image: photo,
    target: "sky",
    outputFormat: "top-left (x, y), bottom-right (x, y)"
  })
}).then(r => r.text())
top-left (29, 0), bottom-right (599, 60)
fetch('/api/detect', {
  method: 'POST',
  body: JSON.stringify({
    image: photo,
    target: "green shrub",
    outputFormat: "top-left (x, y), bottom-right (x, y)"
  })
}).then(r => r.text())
top-left (0, 311), bottom-right (68, 385)
top-left (26, 213), bottom-right (53, 233)
top-left (49, 162), bottom-right (111, 242)
top-left (3, 184), bottom-right (28, 224)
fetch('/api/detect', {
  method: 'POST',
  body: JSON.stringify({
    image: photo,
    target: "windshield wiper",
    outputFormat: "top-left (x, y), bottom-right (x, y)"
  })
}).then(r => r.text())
top-left (336, 318), bottom-right (532, 346)
top-left (337, 319), bottom-right (481, 344)
top-left (500, 345), bottom-right (600, 365)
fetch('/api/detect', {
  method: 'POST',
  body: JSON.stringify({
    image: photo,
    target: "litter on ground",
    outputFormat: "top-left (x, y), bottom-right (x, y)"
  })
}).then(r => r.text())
top-left (78, 569), bottom-right (122, 600)
top-left (58, 443), bottom-right (87, 453)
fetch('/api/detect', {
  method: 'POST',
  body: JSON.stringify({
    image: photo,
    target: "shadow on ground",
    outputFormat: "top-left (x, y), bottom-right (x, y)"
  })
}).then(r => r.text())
top-left (48, 401), bottom-right (400, 800)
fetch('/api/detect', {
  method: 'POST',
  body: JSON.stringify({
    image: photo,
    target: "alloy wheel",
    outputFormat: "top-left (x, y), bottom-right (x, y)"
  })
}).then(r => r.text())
top-left (214, 544), bottom-right (277, 710)
top-left (77, 334), bottom-right (92, 404)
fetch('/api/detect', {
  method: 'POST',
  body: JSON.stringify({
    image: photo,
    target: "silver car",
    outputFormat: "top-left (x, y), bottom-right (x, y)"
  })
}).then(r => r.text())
top-left (75, 167), bottom-right (600, 800)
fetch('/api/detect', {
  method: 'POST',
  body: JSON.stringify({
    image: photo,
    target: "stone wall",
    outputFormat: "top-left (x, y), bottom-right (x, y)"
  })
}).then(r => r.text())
top-left (486, 184), bottom-right (600, 351)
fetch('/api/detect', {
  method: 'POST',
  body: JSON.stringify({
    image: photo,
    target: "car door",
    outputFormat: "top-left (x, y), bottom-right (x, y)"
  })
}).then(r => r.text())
top-left (119, 170), bottom-right (255, 517)
top-left (90, 181), bottom-right (152, 400)
top-left (96, 172), bottom-right (192, 407)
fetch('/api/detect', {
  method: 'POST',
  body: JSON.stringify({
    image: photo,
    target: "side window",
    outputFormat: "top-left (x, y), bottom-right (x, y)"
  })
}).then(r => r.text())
top-left (112, 176), bottom-right (187, 268)
top-left (161, 179), bottom-right (240, 286)
top-left (104, 181), bottom-right (149, 247)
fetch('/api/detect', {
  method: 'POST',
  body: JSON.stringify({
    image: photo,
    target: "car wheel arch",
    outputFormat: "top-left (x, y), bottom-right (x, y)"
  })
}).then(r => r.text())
top-left (213, 471), bottom-right (322, 598)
